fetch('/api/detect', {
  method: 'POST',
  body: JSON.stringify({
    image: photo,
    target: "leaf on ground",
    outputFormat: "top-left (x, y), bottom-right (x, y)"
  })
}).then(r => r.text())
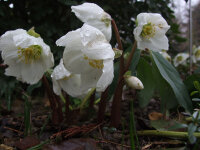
top-left (148, 112), bottom-right (163, 121)
top-left (44, 138), bottom-right (97, 150)
top-left (15, 136), bottom-right (40, 150)
top-left (151, 120), bottom-right (187, 131)
top-left (0, 144), bottom-right (14, 150)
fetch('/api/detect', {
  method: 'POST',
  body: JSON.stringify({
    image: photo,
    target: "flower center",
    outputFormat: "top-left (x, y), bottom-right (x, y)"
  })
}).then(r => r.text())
top-left (84, 55), bottom-right (104, 69)
top-left (177, 56), bottom-right (183, 62)
top-left (17, 45), bottom-right (42, 64)
top-left (195, 50), bottom-right (200, 58)
top-left (101, 13), bottom-right (111, 27)
top-left (141, 22), bottom-right (155, 39)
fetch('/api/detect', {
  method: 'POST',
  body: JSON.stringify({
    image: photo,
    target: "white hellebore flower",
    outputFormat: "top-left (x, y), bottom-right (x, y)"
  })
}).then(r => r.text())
top-left (0, 29), bottom-right (54, 84)
top-left (159, 50), bottom-right (171, 62)
top-left (134, 13), bottom-right (170, 51)
top-left (125, 76), bottom-right (144, 90)
top-left (51, 59), bottom-right (89, 98)
top-left (56, 24), bottom-right (115, 92)
top-left (192, 46), bottom-right (200, 63)
top-left (173, 53), bottom-right (189, 67)
top-left (71, 2), bottom-right (112, 41)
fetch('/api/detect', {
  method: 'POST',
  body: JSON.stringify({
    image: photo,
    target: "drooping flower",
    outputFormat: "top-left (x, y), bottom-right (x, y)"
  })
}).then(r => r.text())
top-left (192, 46), bottom-right (200, 63)
top-left (173, 53), bottom-right (189, 67)
top-left (0, 29), bottom-right (54, 84)
top-left (124, 76), bottom-right (144, 90)
top-left (51, 59), bottom-right (89, 98)
top-left (134, 13), bottom-right (170, 51)
top-left (56, 24), bottom-right (115, 92)
top-left (159, 50), bottom-right (171, 62)
top-left (71, 2), bottom-right (112, 41)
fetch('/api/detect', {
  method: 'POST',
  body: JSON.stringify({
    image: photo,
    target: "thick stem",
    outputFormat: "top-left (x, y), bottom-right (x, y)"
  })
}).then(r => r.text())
top-left (124, 41), bottom-right (137, 72)
top-left (109, 19), bottom-right (125, 128)
top-left (98, 87), bottom-right (109, 123)
top-left (111, 19), bottom-right (124, 77)
top-left (42, 76), bottom-right (63, 124)
top-left (137, 130), bottom-right (200, 139)
top-left (110, 78), bottom-right (124, 127)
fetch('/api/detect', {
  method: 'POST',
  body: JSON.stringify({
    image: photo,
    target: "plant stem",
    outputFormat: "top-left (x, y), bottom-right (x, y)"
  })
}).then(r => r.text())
top-left (89, 89), bottom-right (96, 108)
top-left (124, 41), bottom-right (137, 72)
top-left (110, 19), bottom-right (125, 128)
top-left (137, 130), bottom-right (200, 139)
top-left (80, 88), bottom-right (96, 110)
top-left (42, 76), bottom-right (63, 124)
top-left (98, 87), bottom-right (109, 123)
top-left (111, 19), bottom-right (124, 77)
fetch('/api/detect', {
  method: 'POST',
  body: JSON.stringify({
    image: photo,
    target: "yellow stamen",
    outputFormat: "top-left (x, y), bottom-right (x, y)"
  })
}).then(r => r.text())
top-left (141, 22), bottom-right (156, 39)
top-left (195, 50), bottom-right (200, 58)
top-left (177, 56), bottom-right (183, 61)
top-left (17, 45), bottom-right (42, 64)
top-left (101, 13), bottom-right (111, 27)
top-left (84, 55), bottom-right (104, 69)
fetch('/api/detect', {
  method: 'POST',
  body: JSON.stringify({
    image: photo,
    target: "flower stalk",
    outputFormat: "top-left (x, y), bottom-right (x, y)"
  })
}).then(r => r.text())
top-left (42, 76), bottom-right (63, 124)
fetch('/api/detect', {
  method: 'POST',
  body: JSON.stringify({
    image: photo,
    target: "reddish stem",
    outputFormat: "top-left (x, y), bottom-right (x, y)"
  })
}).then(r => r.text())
top-left (42, 76), bottom-right (63, 124)
top-left (111, 19), bottom-right (124, 77)
top-left (89, 90), bottom-right (96, 108)
top-left (124, 41), bottom-right (137, 72)
top-left (97, 87), bottom-right (109, 123)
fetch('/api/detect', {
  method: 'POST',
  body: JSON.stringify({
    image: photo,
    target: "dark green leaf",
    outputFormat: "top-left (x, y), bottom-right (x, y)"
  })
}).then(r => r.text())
top-left (151, 51), bottom-right (193, 113)
top-left (137, 58), bottom-right (155, 107)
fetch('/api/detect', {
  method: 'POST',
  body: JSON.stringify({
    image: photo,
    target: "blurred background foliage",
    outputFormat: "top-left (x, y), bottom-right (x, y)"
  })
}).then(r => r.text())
top-left (0, 0), bottom-right (185, 110)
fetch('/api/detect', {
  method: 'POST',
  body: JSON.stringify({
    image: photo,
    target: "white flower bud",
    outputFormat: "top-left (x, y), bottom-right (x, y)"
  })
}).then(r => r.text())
top-left (125, 76), bottom-right (144, 90)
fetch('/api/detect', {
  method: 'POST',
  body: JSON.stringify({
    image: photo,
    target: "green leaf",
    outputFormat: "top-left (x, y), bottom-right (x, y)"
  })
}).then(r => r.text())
top-left (152, 62), bottom-right (178, 111)
top-left (194, 81), bottom-right (200, 93)
top-left (184, 74), bottom-right (200, 92)
top-left (151, 51), bottom-right (193, 113)
top-left (137, 58), bottom-right (155, 107)
top-left (190, 91), bottom-right (199, 96)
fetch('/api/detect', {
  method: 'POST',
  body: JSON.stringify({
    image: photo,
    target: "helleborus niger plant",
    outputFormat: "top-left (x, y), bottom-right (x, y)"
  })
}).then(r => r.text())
top-left (72, 2), bottom-right (112, 41)
top-left (192, 46), bottom-right (200, 63)
top-left (0, 28), bottom-right (54, 84)
top-left (134, 13), bottom-right (170, 51)
top-left (0, 2), bottom-right (193, 129)
top-left (56, 24), bottom-right (114, 93)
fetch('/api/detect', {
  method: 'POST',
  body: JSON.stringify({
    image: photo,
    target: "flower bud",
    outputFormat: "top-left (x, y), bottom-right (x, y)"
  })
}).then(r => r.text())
top-left (124, 76), bottom-right (144, 90)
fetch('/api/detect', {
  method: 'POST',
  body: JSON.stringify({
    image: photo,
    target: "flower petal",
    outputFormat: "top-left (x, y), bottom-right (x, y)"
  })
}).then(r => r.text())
top-left (96, 59), bottom-right (114, 92)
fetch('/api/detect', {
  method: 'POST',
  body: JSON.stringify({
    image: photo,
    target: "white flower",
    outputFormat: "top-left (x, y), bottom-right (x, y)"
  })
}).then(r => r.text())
top-left (125, 76), bottom-right (144, 90)
top-left (173, 53), bottom-right (189, 67)
top-left (192, 46), bottom-right (200, 63)
top-left (159, 50), bottom-right (171, 62)
top-left (71, 2), bottom-right (112, 41)
top-left (0, 29), bottom-right (54, 84)
top-left (134, 13), bottom-right (170, 51)
top-left (56, 24), bottom-right (114, 92)
top-left (51, 59), bottom-right (89, 98)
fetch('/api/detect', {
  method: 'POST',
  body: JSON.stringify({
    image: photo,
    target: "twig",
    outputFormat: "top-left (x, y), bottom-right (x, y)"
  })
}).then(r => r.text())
top-left (96, 139), bottom-right (131, 149)
top-left (3, 126), bottom-right (23, 135)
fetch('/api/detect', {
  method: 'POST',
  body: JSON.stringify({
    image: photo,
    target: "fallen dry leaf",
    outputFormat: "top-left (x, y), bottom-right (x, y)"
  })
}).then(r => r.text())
top-left (15, 136), bottom-right (40, 150)
top-left (148, 112), bottom-right (163, 121)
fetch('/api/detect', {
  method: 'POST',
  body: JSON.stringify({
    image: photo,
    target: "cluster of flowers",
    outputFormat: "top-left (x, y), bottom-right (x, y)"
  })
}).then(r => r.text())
top-left (0, 2), bottom-right (171, 97)
top-left (173, 46), bottom-right (200, 67)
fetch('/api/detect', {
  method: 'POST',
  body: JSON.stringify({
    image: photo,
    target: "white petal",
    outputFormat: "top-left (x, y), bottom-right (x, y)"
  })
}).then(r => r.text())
top-left (72, 3), bottom-right (112, 41)
top-left (80, 24), bottom-right (106, 46)
top-left (71, 3), bottom-right (104, 23)
top-left (63, 48), bottom-right (94, 74)
top-left (81, 68), bottom-right (102, 90)
top-left (96, 59), bottom-right (114, 92)
top-left (51, 59), bottom-right (71, 80)
top-left (52, 77), bottom-right (62, 95)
